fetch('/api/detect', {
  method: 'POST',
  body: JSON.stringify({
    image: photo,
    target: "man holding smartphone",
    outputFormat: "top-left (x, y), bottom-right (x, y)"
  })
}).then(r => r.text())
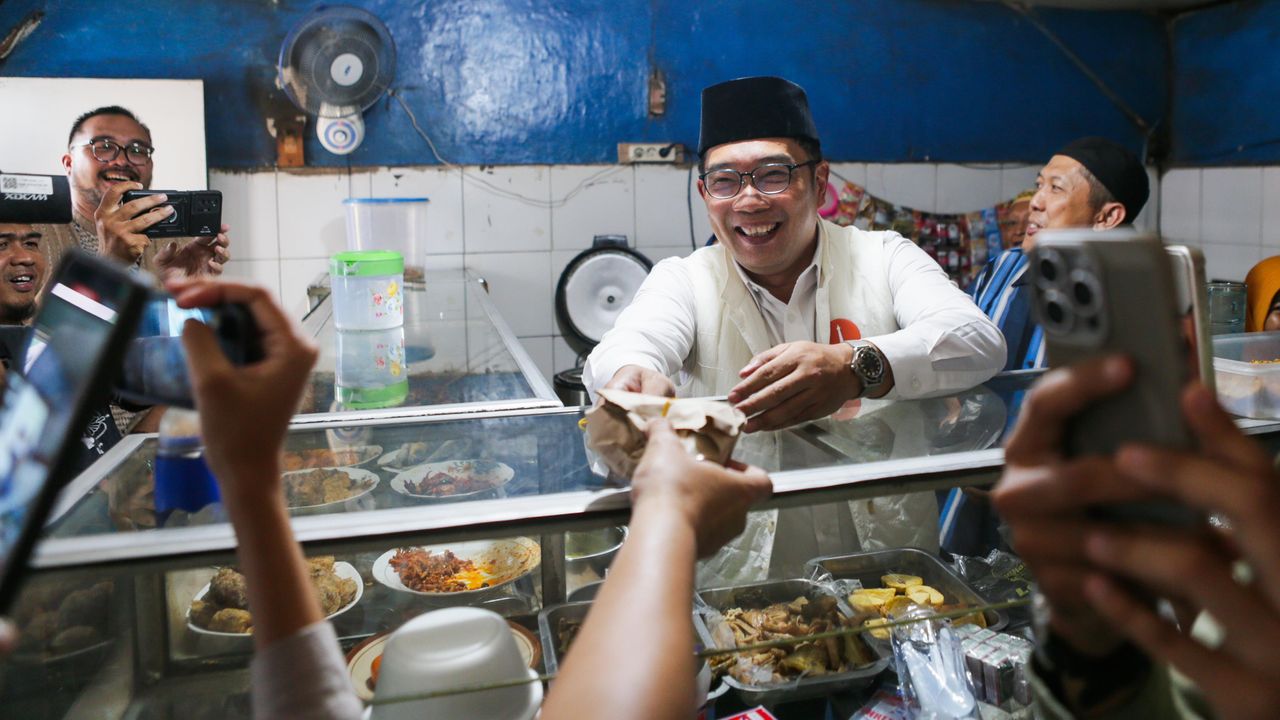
top-left (52, 106), bottom-right (231, 279)
top-left (994, 358), bottom-right (1280, 719)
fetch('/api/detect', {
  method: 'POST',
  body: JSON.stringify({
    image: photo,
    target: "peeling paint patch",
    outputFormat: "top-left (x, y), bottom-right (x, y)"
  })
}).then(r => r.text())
top-left (0, 11), bottom-right (43, 62)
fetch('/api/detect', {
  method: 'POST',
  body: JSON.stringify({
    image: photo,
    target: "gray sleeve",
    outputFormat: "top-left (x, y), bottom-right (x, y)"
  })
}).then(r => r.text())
top-left (250, 621), bottom-right (364, 720)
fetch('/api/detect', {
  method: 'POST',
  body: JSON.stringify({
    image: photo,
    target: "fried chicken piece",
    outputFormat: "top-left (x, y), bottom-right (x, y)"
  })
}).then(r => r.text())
top-left (307, 556), bottom-right (336, 577)
top-left (51, 625), bottom-right (101, 654)
top-left (19, 611), bottom-right (59, 652)
top-left (778, 644), bottom-right (829, 677)
top-left (209, 567), bottom-right (250, 610)
top-left (313, 574), bottom-right (345, 615)
top-left (57, 587), bottom-right (108, 632)
top-left (208, 608), bottom-right (253, 633)
top-left (189, 600), bottom-right (218, 629)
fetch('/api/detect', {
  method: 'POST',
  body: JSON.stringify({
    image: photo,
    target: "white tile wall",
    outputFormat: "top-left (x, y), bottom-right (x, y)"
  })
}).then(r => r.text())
top-left (277, 171), bottom-right (358, 260)
top-left (1170, 165), bottom-right (1280, 284)
top-left (280, 256), bottom-right (332, 319)
top-left (865, 163), bottom-right (936, 211)
top-left (935, 164), bottom-right (1002, 214)
top-left (518, 335), bottom-right (555, 384)
top-left (1264, 168), bottom-right (1280, 252)
top-left (465, 251), bottom-right (553, 337)
top-left (1201, 167), bottom-right (1262, 247)
top-left (369, 166), bottom-right (465, 255)
top-left (549, 165), bottom-right (635, 250)
top-left (1160, 169), bottom-right (1201, 245)
top-left (1203, 242), bottom-right (1261, 283)
top-left (828, 162), bottom-right (868, 190)
top-left (1000, 165), bottom-right (1039, 200)
top-left (220, 258), bottom-right (281, 298)
top-left (634, 165), bottom-right (705, 249)
top-left (209, 170), bottom-right (278, 261)
top-left (462, 166), bottom-right (551, 253)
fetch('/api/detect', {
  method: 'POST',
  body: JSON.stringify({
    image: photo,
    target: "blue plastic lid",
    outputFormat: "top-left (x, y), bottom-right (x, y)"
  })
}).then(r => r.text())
top-left (343, 197), bottom-right (430, 204)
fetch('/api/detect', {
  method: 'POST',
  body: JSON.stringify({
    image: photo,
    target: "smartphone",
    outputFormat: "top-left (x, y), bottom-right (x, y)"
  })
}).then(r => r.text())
top-left (1028, 229), bottom-right (1198, 525)
top-left (115, 295), bottom-right (262, 408)
top-left (0, 250), bottom-right (149, 612)
top-left (1165, 245), bottom-right (1215, 391)
top-left (120, 189), bottom-right (222, 238)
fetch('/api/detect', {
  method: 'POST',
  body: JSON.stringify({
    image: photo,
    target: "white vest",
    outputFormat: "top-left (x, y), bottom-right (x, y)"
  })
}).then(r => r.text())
top-left (679, 219), bottom-right (900, 396)
top-left (684, 220), bottom-right (940, 588)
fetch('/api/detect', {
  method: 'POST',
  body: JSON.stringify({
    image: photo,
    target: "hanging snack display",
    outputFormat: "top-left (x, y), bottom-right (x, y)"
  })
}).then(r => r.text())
top-left (821, 178), bottom-right (1030, 287)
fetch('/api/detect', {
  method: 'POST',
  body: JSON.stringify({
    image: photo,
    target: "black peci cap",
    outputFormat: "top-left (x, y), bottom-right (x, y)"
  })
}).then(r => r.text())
top-left (698, 76), bottom-right (821, 158)
top-left (1057, 137), bottom-right (1149, 223)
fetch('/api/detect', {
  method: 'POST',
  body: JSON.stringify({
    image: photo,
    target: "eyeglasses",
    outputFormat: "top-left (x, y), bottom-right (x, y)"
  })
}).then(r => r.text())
top-left (700, 160), bottom-right (817, 200)
top-left (72, 138), bottom-right (154, 166)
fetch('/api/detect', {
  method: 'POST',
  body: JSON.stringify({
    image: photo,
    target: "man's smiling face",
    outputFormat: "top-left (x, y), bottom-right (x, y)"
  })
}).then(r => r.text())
top-left (0, 224), bottom-right (48, 324)
top-left (698, 138), bottom-right (828, 281)
top-left (63, 113), bottom-right (154, 210)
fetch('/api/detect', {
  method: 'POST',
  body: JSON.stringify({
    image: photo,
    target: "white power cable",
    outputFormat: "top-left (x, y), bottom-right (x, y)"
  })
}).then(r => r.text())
top-left (390, 90), bottom-right (627, 210)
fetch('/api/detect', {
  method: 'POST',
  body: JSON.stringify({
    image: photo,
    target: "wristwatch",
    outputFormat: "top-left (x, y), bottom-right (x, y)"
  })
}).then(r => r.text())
top-left (845, 340), bottom-right (887, 397)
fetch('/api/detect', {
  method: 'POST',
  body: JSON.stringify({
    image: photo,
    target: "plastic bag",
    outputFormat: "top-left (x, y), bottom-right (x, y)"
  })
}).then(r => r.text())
top-left (891, 606), bottom-right (980, 720)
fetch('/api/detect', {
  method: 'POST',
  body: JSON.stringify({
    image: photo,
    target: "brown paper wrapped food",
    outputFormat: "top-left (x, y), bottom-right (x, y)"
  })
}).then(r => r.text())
top-left (584, 389), bottom-right (747, 478)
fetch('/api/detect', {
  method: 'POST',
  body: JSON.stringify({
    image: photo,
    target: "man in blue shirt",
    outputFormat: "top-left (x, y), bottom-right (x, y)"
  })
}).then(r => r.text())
top-left (943, 136), bottom-right (1150, 556)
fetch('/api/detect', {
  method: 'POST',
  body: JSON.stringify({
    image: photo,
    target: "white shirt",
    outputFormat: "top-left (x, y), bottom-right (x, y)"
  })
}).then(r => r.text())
top-left (584, 232), bottom-right (1005, 400)
top-left (733, 252), bottom-right (821, 345)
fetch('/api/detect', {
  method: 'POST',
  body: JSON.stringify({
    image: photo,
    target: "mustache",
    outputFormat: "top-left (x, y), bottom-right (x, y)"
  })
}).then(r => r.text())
top-left (98, 166), bottom-right (140, 181)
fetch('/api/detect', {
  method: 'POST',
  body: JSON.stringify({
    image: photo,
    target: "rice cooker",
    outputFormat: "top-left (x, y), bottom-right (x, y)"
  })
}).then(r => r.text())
top-left (553, 235), bottom-right (653, 405)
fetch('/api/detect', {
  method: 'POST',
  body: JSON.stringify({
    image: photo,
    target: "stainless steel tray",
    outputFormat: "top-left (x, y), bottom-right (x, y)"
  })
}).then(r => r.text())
top-left (805, 547), bottom-right (1008, 631)
top-left (693, 578), bottom-right (889, 706)
top-left (537, 600), bottom-right (592, 676)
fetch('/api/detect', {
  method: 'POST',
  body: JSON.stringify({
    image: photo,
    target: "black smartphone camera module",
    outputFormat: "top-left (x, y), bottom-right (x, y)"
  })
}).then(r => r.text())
top-left (122, 189), bottom-right (222, 238)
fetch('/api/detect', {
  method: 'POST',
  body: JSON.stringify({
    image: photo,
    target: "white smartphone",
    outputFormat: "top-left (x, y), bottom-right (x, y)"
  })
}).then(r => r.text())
top-left (1028, 229), bottom-right (1198, 525)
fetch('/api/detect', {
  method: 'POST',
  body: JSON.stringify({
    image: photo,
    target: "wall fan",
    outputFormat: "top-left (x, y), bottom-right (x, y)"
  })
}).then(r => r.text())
top-left (277, 5), bottom-right (396, 155)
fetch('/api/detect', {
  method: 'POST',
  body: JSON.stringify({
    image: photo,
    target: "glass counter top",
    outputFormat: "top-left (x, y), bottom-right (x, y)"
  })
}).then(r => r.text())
top-left (294, 270), bottom-right (559, 422)
top-left (37, 371), bottom-right (1046, 568)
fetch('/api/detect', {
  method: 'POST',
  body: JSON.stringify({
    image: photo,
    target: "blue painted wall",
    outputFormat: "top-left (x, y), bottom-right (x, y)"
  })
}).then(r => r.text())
top-left (1172, 1), bottom-right (1280, 166)
top-left (0, 0), bottom-right (1166, 168)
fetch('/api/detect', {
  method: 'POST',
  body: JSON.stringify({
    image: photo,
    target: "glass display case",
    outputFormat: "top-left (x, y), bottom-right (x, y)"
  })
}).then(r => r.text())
top-left (294, 270), bottom-right (560, 424)
top-left (9, 370), bottom-right (1280, 719)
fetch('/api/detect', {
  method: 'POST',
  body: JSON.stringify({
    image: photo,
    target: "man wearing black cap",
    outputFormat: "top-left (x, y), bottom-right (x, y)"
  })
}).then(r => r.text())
top-left (942, 137), bottom-right (1150, 557)
top-left (585, 77), bottom-right (1005, 575)
top-left (1018, 136), bottom-right (1150, 368)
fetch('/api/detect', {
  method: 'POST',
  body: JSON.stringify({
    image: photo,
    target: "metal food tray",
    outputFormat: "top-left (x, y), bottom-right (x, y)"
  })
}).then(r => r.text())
top-left (805, 547), bottom-right (1009, 632)
top-left (538, 600), bottom-right (593, 676)
top-left (693, 578), bottom-right (889, 706)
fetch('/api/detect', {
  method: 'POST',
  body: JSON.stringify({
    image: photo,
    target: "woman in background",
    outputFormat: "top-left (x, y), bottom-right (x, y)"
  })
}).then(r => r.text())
top-left (1244, 255), bottom-right (1280, 332)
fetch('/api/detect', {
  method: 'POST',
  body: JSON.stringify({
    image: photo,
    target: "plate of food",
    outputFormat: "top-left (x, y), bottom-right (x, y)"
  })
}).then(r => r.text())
top-left (371, 538), bottom-right (541, 598)
top-left (281, 445), bottom-right (383, 471)
top-left (283, 467), bottom-right (380, 514)
top-left (376, 441), bottom-right (436, 472)
top-left (346, 622), bottom-right (541, 701)
top-left (388, 459), bottom-right (514, 502)
top-left (187, 558), bottom-right (363, 637)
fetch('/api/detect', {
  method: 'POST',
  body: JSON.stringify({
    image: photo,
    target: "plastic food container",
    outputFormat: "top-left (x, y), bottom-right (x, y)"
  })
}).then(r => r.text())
top-left (1212, 331), bottom-right (1280, 419)
top-left (334, 327), bottom-right (409, 410)
top-left (343, 197), bottom-right (429, 283)
top-left (330, 250), bottom-right (404, 331)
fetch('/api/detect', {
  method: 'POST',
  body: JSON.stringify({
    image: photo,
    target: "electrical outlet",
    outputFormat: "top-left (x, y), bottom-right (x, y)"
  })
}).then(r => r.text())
top-left (617, 142), bottom-right (684, 164)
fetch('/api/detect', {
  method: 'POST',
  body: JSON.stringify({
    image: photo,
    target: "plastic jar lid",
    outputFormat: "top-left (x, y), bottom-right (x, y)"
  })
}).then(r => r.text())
top-left (331, 250), bottom-right (405, 277)
top-left (342, 197), bottom-right (430, 204)
top-left (336, 380), bottom-right (409, 409)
